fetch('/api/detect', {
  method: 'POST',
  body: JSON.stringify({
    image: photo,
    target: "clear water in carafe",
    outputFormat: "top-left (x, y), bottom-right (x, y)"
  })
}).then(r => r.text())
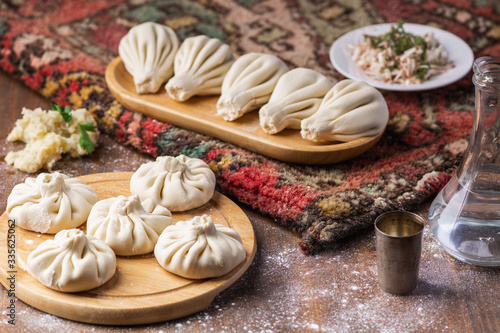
top-left (429, 165), bottom-right (500, 265)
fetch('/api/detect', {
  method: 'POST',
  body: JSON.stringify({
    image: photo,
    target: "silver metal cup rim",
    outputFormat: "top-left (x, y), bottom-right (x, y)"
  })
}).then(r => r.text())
top-left (374, 210), bottom-right (425, 238)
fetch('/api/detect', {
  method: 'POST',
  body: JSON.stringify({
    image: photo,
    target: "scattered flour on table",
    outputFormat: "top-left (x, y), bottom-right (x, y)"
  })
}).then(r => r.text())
top-left (5, 219), bottom-right (499, 332)
top-left (162, 225), bottom-right (476, 333)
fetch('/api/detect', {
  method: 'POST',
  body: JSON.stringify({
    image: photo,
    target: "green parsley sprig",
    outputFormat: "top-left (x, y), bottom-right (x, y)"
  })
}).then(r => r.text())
top-left (78, 123), bottom-right (96, 153)
top-left (51, 103), bottom-right (72, 123)
top-left (52, 104), bottom-right (96, 153)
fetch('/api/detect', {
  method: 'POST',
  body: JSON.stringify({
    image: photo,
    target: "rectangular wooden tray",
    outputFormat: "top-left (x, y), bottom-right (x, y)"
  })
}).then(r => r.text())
top-left (105, 57), bottom-right (383, 164)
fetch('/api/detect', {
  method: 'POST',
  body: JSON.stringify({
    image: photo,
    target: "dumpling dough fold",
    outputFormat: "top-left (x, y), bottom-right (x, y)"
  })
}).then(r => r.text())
top-left (259, 68), bottom-right (333, 134)
top-left (217, 52), bottom-right (288, 121)
top-left (27, 229), bottom-right (116, 292)
top-left (300, 79), bottom-right (389, 142)
top-left (130, 155), bottom-right (216, 212)
top-left (119, 22), bottom-right (179, 94)
top-left (165, 35), bottom-right (234, 101)
top-left (154, 214), bottom-right (246, 279)
top-left (87, 195), bottom-right (173, 256)
top-left (7, 172), bottom-right (98, 234)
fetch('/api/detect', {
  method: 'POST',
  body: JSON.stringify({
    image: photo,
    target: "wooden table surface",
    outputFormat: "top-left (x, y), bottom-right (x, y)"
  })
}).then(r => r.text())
top-left (1, 70), bottom-right (500, 333)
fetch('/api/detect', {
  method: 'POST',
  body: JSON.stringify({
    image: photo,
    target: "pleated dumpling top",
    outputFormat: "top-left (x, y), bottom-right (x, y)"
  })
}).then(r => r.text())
top-left (130, 155), bottom-right (216, 212)
top-left (259, 68), bottom-right (333, 134)
top-left (27, 229), bottom-right (116, 292)
top-left (165, 35), bottom-right (234, 101)
top-left (216, 53), bottom-right (288, 121)
top-left (154, 214), bottom-right (246, 279)
top-left (119, 22), bottom-right (179, 94)
top-left (7, 172), bottom-right (98, 234)
top-left (87, 195), bottom-right (173, 256)
top-left (300, 79), bottom-right (388, 142)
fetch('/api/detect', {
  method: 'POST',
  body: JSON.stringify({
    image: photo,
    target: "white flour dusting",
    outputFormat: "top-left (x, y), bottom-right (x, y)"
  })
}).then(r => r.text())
top-left (4, 216), bottom-right (500, 332)
top-left (2, 132), bottom-right (500, 332)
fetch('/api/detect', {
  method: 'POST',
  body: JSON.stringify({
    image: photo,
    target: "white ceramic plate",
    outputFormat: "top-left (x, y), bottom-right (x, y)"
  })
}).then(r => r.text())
top-left (330, 23), bottom-right (474, 91)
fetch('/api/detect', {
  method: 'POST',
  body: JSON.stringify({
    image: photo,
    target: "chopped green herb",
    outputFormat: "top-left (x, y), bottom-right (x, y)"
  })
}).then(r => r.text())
top-left (79, 122), bottom-right (96, 132)
top-left (365, 20), bottom-right (429, 57)
top-left (369, 36), bottom-right (383, 47)
top-left (349, 20), bottom-right (453, 84)
top-left (52, 103), bottom-right (72, 123)
top-left (52, 103), bottom-right (96, 153)
top-left (78, 123), bottom-right (96, 153)
top-left (416, 64), bottom-right (431, 80)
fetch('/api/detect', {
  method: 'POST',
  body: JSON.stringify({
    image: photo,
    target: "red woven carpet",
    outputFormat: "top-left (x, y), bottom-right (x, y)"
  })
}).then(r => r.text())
top-left (2, 0), bottom-right (499, 253)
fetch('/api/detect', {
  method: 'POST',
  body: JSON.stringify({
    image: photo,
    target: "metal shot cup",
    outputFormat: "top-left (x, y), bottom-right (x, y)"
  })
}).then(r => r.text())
top-left (375, 211), bottom-right (424, 295)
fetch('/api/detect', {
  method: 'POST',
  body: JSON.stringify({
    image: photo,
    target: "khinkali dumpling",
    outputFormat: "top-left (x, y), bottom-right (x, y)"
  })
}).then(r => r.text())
top-left (119, 22), bottom-right (179, 94)
top-left (154, 214), bottom-right (246, 279)
top-left (27, 229), bottom-right (116, 292)
top-left (130, 155), bottom-right (216, 212)
top-left (259, 68), bottom-right (334, 134)
top-left (217, 53), bottom-right (288, 121)
top-left (165, 35), bottom-right (234, 101)
top-left (87, 195), bottom-right (173, 256)
top-left (7, 172), bottom-right (98, 234)
top-left (300, 79), bottom-right (389, 142)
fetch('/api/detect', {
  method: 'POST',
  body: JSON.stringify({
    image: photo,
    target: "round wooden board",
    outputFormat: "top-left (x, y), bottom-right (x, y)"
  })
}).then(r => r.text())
top-left (0, 172), bottom-right (257, 326)
top-left (105, 57), bottom-right (384, 165)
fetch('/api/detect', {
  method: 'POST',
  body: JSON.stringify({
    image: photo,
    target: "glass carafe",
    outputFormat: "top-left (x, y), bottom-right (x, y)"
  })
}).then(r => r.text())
top-left (429, 56), bottom-right (500, 266)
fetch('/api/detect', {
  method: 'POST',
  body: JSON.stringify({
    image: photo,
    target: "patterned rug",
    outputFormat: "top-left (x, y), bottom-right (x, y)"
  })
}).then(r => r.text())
top-left (1, 0), bottom-right (499, 254)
